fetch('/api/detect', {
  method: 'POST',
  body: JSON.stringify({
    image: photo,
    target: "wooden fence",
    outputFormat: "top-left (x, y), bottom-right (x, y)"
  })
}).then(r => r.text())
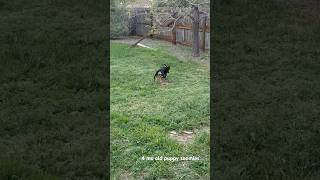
top-left (156, 22), bottom-right (210, 51)
top-left (129, 7), bottom-right (210, 51)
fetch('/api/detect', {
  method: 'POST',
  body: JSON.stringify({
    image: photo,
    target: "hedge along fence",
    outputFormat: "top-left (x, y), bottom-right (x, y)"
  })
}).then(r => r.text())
top-left (110, 5), bottom-right (130, 39)
top-left (128, 7), bottom-right (210, 51)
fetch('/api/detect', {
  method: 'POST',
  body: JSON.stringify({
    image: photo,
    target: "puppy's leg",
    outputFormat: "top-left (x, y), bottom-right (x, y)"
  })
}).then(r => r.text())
top-left (160, 78), bottom-right (169, 86)
top-left (159, 77), bottom-right (164, 85)
top-left (156, 75), bottom-right (161, 83)
top-left (155, 75), bottom-right (161, 84)
top-left (163, 79), bottom-right (169, 85)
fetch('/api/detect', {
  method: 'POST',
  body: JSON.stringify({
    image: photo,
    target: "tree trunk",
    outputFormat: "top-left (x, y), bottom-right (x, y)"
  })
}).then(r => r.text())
top-left (172, 26), bottom-right (176, 45)
top-left (150, 11), bottom-right (154, 38)
top-left (191, 5), bottom-right (200, 57)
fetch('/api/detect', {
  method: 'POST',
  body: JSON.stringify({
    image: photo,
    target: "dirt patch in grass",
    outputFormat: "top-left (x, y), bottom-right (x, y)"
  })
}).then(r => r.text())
top-left (169, 130), bottom-right (195, 145)
top-left (168, 126), bottom-right (209, 145)
top-left (120, 171), bottom-right (134, 180)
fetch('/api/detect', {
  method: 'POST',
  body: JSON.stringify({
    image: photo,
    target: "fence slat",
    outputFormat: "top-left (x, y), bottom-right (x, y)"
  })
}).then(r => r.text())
top-left (202, 17), bottom-right (206, 52)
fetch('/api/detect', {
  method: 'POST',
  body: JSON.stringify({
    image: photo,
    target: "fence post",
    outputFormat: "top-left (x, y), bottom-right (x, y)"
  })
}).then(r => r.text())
top-left (202, 16), bottom-right (206, 51)
top-left (172, 26), bottom-right (176, 45)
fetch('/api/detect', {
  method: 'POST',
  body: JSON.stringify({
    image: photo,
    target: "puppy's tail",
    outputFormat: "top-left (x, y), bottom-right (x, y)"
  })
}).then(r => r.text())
top-left (153, 70), bottom-right (159, 81)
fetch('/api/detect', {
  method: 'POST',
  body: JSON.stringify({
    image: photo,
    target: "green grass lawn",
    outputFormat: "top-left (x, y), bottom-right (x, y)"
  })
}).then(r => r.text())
top-left (0, 0), bottom-right (107, 179)
top-left (111, 43), bottom-right (210, 179)
top-left (212, 0), bottom-right (320, 179)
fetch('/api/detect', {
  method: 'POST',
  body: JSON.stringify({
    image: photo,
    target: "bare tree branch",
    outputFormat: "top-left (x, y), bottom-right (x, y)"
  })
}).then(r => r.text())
top-left (170, 15), bottom-right (183, 30)
top-left (186, 14), bottom-right (195, 21)
top-left (154, 12), bottom-right (173, 26)
top-left (154, 15), bottom-right (183, 33)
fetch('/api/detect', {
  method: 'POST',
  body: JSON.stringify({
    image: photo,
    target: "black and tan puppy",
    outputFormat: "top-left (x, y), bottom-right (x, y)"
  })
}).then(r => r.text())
top-left (154, 64), bottom-right (170, 83)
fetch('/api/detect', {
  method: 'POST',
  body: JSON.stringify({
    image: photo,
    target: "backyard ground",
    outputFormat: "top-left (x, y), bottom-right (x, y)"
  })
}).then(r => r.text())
top-left (112, 37), bottom-right (210, 64)
top-left (110, 42), bottom-right (210, 179)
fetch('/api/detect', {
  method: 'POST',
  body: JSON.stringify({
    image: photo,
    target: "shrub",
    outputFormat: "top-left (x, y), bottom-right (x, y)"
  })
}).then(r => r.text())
top-left (110, 4), bottom-right (129, 39)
